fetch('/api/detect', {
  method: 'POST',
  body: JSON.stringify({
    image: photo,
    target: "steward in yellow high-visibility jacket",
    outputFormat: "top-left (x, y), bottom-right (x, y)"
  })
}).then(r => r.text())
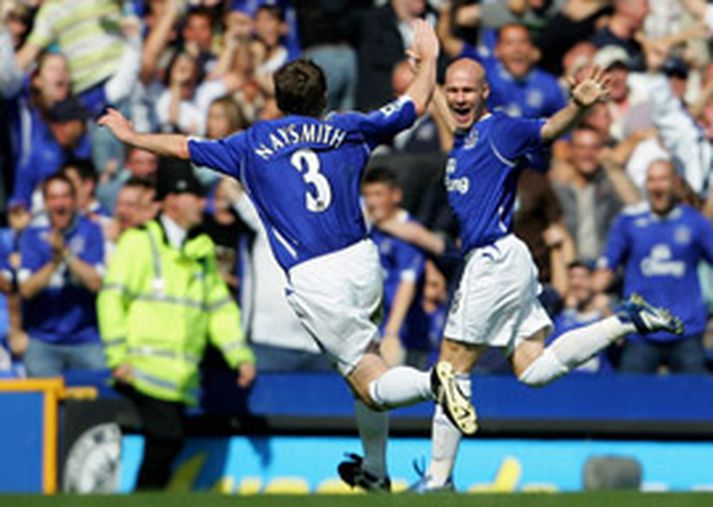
top-left (97, 218), bottom-right (255, 405)
top-left (99, 160), bottom-right (255, 491)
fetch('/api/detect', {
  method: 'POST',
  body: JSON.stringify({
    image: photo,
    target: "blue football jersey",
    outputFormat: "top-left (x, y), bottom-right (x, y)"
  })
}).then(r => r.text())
top-left (599, 204), bottom-right (713, 341)
top-left (189, 97), bottom-right (416, 271)
top-left (446, 112), bottom-right (545, 254)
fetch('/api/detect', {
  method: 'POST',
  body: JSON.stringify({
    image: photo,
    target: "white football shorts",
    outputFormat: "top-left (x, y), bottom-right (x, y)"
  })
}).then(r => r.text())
top-left (444, 234), bottom-right (552, 353)
top-left (285, 239), bottom-right (382, 376)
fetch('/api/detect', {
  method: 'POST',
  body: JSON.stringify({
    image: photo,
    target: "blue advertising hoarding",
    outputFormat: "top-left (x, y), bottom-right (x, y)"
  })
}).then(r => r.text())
top-left (118, 436), bottom-right (713, 493)
top-left (0, 379), bottom-right (63, 493)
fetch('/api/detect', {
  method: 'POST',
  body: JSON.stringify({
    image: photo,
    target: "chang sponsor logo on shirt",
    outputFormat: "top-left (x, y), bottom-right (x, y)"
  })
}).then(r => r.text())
top-left (444, 158), bottom-right (470, 195)
top-left (640, 244), bottom-right (685, 277)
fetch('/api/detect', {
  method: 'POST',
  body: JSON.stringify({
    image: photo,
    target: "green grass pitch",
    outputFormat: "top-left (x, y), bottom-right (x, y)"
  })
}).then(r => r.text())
top-left (2, 493), bottom-right (713, 507)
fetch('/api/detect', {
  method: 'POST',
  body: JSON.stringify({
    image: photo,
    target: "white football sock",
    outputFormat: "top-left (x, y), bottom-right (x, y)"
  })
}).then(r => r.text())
top-left (426, 374), bottom-right (470, 487)
top-left (368, 366), bottom-right (432, 409)
top-left (550, 316), bottom-right (634, 369)
top-left (519, 316), bottom-right (635, 386)
top-left (354, 399), bottom-right (388, 479)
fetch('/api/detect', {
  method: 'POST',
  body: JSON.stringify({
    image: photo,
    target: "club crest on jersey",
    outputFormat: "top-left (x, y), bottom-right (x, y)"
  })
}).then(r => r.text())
top-left (464, 128), bottom-right (479, 149)
top-left (527, 89), bottom-right (544, 109)
top-left (674, 225), bottom-right (691, 245)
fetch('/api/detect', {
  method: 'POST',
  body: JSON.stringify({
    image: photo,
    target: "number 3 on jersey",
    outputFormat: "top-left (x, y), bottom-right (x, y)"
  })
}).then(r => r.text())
top-left (290, 149), bottom-right (332, 212)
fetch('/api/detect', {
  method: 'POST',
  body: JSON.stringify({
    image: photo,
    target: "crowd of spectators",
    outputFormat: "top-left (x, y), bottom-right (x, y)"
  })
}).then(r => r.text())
top-left (1, 0), bottom-right (713, 381)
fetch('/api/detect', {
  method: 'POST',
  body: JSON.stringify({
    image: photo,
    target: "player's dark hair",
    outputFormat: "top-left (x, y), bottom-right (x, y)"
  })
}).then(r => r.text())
top-left (363, 166), bottom-right (399, 188)
top-left (274, 59), bottom-right (327, 118)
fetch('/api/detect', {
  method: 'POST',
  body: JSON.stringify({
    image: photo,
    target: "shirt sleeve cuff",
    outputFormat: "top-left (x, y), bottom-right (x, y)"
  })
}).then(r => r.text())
top-left (398, 94), bottom-right (415, 106)
top-left (400, 269), bottom-right (417, 282)
top-left (596, 257), bottom-right (610, 270)
top-left (226, 345), bottom-right (256, 367)
top-left (17, 269), bottom-right (31, 283)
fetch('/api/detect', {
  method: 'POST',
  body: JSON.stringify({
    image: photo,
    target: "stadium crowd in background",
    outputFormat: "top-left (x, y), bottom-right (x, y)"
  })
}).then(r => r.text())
top-left (1, 0), bottom-right (713, 385)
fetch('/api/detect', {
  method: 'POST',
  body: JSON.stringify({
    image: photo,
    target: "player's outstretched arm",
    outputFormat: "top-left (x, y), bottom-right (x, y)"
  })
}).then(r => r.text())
top-left (405, 19), bottom-right (440, 117)
top-left (540, 66), bottom-right (609, 143)
top-left (430, 86), bottom-right (457, 135)
top-left (98, 108), bottom-right (190, 159)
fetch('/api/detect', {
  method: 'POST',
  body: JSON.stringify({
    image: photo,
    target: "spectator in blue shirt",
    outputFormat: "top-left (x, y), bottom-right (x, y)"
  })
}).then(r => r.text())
top-left (439, 18), bottom-right (566, 119)
top-left (18, 173), bottom-right (105, 377)
top-left (5, 54), bottom-right (92, 212)
top-left (594, 159), bottom-right (713, 373)
top-left (363, 167), bottom-right (431, 368)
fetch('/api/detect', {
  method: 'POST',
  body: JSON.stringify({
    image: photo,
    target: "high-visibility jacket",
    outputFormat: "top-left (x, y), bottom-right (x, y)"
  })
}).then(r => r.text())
top-left (97, 218), bottom-right (254, 404)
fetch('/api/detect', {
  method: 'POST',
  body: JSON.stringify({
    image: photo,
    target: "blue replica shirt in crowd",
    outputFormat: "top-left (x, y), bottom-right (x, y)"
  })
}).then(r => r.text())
top-left (7, 95), bottom-right (91, 207)
top-left (599, 204), bottom-right (713, 341)
top-left (19, 215), bottom-right (104, 345)
top-left (189, 96), bottom-right (417, 271)
top-left (446, 112), bottom-right (545, 254)
top-left (460, 42), bottom-right (566, 119)
top-left (371, 213), bottom-right (430, 351)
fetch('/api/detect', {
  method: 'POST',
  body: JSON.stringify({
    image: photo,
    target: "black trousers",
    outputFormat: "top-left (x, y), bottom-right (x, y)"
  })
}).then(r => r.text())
top-left (118, 384), bottom-right (185, 490)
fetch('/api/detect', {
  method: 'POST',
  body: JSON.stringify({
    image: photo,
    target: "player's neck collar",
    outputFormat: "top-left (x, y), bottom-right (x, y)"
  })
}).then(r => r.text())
top-left (650, 204), bottom-right (681, 221)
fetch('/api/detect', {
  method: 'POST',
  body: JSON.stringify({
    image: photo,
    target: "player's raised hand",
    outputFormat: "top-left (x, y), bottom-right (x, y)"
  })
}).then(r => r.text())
top-left (98, 108), bottom-right (136, 144)
top-left (411, 19), bottom-right (440, 63)
top-left (569, 65), bottom-right (609, 109)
